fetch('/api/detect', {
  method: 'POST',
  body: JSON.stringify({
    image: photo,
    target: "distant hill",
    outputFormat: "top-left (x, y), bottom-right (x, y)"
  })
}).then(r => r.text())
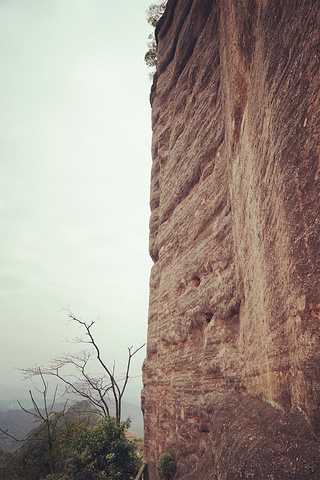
top-left (0, 394), bottom-right (143, 453)
top-left (111, 400), bottom-right (143, 437)
top-left (0, 381), bottom-right (143, 451)
top-left (0, 408), bottom-right (36, 453)
top-left (0, 384), bottom-right (44, 411)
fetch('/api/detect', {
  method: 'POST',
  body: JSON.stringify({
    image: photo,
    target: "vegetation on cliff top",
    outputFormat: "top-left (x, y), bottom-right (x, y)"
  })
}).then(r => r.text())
top-left (145, 1), bottom-right (168, 71)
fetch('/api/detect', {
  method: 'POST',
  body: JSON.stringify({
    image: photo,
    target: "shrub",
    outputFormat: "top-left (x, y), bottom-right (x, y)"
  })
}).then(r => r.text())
top-left (145, 1), bottom-right (168, 72)
top-left (1, 415), bottom-right (142, 480)
top-left (59, 416), bottom-right (142, 480)
top-left (146, 2), bottom-right (167, 28)
top-left (156, 452), bottom-right (176, 480)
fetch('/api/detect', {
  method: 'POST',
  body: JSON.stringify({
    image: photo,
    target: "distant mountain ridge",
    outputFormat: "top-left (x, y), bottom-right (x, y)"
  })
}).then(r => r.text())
top-left (0, 392), bottom-right (143, 454)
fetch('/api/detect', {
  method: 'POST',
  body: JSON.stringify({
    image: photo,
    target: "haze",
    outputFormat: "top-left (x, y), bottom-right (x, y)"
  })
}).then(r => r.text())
top-left (0, 0), bottom-right (153, 397)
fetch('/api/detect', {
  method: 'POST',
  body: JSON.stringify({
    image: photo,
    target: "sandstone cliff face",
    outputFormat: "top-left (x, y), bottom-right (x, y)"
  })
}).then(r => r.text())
top-left (142, 1), bottom-right (320, 478)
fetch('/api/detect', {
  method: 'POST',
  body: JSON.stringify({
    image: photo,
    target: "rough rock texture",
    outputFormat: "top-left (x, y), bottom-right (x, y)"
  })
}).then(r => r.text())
top-left (142, 1), bottom-right (320, 478)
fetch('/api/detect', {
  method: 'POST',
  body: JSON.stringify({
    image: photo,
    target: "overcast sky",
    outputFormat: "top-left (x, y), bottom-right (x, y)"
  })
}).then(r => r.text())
top-left (0, 0), bottom-right (154, 400)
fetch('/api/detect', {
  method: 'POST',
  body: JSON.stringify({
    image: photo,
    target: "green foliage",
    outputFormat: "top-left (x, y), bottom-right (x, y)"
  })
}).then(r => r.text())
top-left (2, 439), bottom-right (45, 479)
top-left (145, 1), bottom-right (168, 71)
top-left (1, 415), bottom-right (142, 480)
top-left (145, 34), bottom-right (157, 69)
top-left (2, 413), bottom-right (63, 480)
top-left (156, 452), bottom-right (176, 480)
top-left (59, 416), bottom-right (142, 480)
top-left (146, 2), bottom-right (167, 28)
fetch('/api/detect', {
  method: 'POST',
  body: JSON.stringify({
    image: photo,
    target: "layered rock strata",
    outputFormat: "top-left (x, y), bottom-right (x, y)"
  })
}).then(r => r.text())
top-left (142, 1), bottom-right (320, 478)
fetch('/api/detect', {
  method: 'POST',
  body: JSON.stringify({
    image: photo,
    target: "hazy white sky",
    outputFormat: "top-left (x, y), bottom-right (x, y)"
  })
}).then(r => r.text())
top-left (0, 0), bottom-right (154, 397)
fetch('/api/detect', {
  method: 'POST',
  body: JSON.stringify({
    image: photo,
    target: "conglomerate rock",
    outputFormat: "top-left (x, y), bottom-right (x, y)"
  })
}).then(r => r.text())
top-left (142, 1), bottom-right (320, 478)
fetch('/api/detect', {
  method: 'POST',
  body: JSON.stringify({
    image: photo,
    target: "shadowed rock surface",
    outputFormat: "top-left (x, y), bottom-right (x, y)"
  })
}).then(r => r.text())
top-left (142, 0), bottom-right (320, 478)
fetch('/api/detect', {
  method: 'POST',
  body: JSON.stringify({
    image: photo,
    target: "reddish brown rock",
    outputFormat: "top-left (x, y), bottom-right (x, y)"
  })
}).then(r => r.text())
top-left (142, 1), bottom-right (320, 478)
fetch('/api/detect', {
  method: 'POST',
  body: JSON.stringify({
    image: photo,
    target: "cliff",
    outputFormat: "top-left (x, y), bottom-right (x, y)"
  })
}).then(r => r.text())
top-left (142, 1), bottom-right (320, 478)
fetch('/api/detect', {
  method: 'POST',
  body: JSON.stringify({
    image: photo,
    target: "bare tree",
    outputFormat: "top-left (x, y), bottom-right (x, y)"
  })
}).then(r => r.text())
top-left (0, 370), bottom-right (67, 475)
top-left (21, 312), bottom-right (145, 423)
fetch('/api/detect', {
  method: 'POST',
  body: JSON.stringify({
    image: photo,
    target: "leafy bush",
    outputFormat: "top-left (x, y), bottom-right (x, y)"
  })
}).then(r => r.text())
top-left (145, 1), bottom-right (168, 71)
top-left (1, 415), bottom-right (142, 480)
top-left (146, 2), bottom-right (167, 28)
top-left (60, 416), bottom-right (142, 480)
top-left (156, 452), bottom-right (176, 480)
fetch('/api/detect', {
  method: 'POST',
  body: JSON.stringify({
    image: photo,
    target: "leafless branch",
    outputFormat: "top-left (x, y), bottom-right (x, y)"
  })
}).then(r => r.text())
top-left (0, 427), bottom-right (20, 443)
top-left (20, 311), bottom-right (145, 422)
top-left (2, 371), bottom-right (69, 473)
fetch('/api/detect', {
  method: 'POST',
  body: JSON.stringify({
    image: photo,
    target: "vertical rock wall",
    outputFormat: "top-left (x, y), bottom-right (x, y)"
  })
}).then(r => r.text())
top-left (142, 1), bottom-right (320, 478)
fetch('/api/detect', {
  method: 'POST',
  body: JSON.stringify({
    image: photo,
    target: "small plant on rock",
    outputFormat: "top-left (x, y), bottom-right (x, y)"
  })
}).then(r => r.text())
top-left (157, 452), bottom-right (176, 480)
top-left (144, 1), bottom-right (168, 76)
